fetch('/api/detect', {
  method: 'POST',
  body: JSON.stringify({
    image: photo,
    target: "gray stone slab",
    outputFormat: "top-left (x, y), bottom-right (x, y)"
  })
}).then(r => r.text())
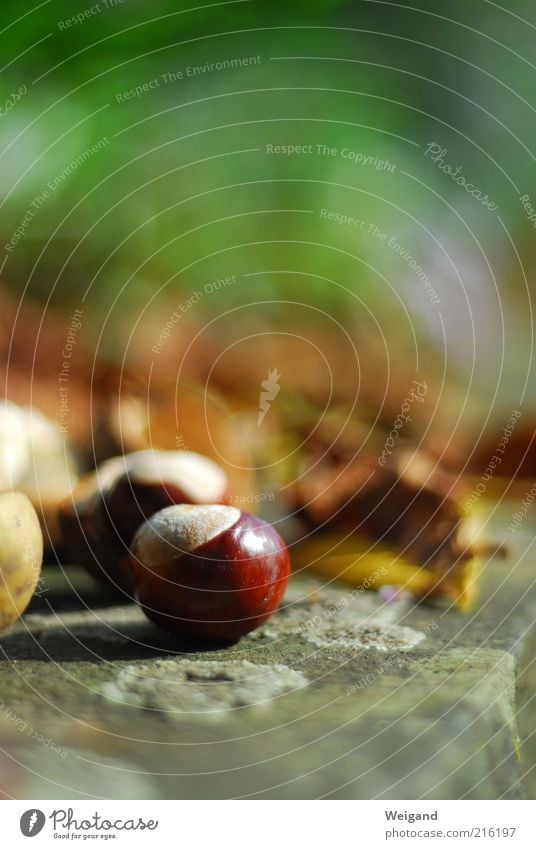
top-left (0, 505), bottom-right (535, 799)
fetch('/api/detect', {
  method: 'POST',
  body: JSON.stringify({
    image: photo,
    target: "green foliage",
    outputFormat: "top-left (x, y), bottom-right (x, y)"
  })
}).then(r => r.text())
top-left (0, 0), bottom-right (533, 366)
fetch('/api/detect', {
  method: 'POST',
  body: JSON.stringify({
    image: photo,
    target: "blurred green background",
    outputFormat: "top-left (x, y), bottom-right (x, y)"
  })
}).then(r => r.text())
top-left (0, 0), bottom-right (534, 414)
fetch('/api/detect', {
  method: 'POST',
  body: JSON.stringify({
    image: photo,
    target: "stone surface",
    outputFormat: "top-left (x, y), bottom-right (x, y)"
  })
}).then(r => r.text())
top-left (0, 505), bottom-right (535, 799)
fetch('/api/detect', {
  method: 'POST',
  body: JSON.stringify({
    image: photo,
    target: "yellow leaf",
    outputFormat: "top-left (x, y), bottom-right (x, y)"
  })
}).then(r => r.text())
top-left (293, 533), bottom-right (479, 609)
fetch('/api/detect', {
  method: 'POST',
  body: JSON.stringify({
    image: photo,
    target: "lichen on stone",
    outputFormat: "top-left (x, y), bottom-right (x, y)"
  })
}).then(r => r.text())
top-left (249, 580), bottom-right (425, 651)
top-left (100, 659), bottom-right (308, 718)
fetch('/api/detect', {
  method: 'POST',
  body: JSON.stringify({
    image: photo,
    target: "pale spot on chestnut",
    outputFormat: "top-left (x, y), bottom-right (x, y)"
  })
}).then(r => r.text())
top-left (133, 504), bottom-right (241, 567)
top-left (127, 452), bottom-right (229, 504)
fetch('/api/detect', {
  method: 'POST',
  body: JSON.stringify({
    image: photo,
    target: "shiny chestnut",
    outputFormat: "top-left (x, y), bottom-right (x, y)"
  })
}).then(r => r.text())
top-left (129, 504), bottom-right (290, 642)
top-left (58, 450), bottom-right (229, 593)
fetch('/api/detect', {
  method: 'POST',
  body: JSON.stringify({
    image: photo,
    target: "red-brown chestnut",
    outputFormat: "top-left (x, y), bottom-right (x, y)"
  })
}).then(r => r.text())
top-left (58, 450), bottom-right (229, 594)
top-left (129, 504), bottom-right (290, 642)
